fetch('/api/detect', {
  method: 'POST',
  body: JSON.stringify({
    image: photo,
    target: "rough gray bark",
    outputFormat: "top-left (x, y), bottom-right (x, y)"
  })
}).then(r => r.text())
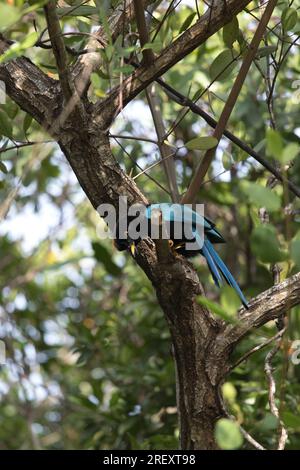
top-left (1, 0), bottom-right (299, 449)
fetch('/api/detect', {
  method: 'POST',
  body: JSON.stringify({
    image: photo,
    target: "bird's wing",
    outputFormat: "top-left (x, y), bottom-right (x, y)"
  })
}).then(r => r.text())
top-left (146, 203), bottom-right (209, 228)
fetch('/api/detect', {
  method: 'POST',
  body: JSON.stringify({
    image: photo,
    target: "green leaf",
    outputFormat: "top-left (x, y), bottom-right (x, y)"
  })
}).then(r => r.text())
top-left (0, 110), bottom-right (13, 139)
top-left (2, 101), bottom-right (19, 119)
top-left (197, 296), bottom-right (238, 323)
top-left (251, 225), bottom-right (287, 263)
top-left (291, 239), bottom-right (300, 268)
top-left (282, 411), bottom-right (300, 429)
top-left (23, 114), bottom-right (33, 134)
top-left (222, 382), bottom-right (237, 403)
top-left (256, 45), bottom-right (277, 59)
top-left (220, 285), bottom-right (241, 315)
top-left (56, 6), bottom-right (99, 17)
top-left (185, 136), bottom-right (218, 151)
top-left (223, 17), bottom-right (239, 48)
top-left (0, 160), bottom-right (8, 174)
top-left (113, 64), bottom-right (135, 74)
top-left (282, 7), bottom-right (298, 31)
top-left (0, 4), bottom-right (20, 31)
top-left (141, 42), bottom-right (163, 53)
top-left (0, 32), bottom-right (39, 63)
top-left (92, 242), bottom-right (122, 277)
top-left (281, 143), bottom-right (299, 164)
top-left (179, 12), bottom-right (196, 34)
top-left (256, 413), bottom-right (279, 431)
top-left (242, 182), bottom-right (281, 212)
top-left (215, 419), bottom-right (243, 450)
top-left (266, 128), bottom-right (283, 159)
top-left (209, 49), bottom-right (238, 82)
top-left (222, 152), bottom-right (233, 170)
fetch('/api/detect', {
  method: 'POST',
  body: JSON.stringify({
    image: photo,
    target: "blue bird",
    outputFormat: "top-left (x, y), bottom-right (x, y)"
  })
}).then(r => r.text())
top-left (114, 203), bottom-right (248, 308)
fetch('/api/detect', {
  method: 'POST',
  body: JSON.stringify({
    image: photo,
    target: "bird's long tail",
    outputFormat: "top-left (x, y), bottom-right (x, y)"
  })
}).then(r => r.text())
top-left (202, 239), bottom-right (248, 308)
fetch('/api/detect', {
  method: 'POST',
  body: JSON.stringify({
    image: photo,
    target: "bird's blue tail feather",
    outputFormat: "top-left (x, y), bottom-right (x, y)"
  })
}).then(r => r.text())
top-left (203, 239), bottom-right (248, 308)
top-left (202, 244), bottom-right (222, 287)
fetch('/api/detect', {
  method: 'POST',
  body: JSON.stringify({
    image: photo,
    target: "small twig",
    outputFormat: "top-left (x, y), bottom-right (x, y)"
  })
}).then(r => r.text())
top-left (182, 0), bottom-right (279, 203)
top-left (133, 150), bottom-right (177, 180)
top-left (229, 328), bottom-right (286, 372)
top-left (112, 136), bottom-right (171, 195)
top-left (109, 133), bottom-right (159, 145)
top-left (0, 140), bottom-right (55, 154)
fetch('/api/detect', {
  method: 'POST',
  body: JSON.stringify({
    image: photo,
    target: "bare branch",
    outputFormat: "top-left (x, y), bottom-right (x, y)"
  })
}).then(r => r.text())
top-left (44, 1), bottom-right (73, 102)
top-left (182, 0), bottom-right (279, 203)
top-left (229, 328), bottom-right (286, 372)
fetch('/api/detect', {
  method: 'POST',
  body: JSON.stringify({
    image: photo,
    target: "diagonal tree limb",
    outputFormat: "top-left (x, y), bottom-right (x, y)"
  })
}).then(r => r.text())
top-left (44, 0), bottom-right (73, 102)
top-left (182, 0), bottom-right (278, 203)
top-left (95, 0), bottom-right (253, 119)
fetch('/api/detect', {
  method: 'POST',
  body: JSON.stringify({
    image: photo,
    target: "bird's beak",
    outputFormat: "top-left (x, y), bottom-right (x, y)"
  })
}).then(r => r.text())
top-left (130, 243), bottom-right (136, 257)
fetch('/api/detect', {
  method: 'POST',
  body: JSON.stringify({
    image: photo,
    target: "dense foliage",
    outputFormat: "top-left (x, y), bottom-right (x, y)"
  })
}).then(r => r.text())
top-left (0, 0), bottom-right (300, 449)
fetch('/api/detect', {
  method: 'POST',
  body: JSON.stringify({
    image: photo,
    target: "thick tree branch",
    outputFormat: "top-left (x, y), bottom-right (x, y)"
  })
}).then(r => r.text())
top-left (182, 0), bottom-right (278, 203)
top-left (214, 272), bottom-right (300, 362)
top-left (96, 0), bottom-right (252, 119)
top-left (0, 37), bottom-right (59, 126)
